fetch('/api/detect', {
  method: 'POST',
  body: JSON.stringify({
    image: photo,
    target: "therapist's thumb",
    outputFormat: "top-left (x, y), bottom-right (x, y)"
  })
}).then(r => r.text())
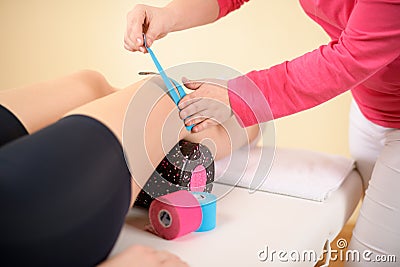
top-left (182, 77), bottom-right (204, 91)
top-left (144, 30), bottom-right (156, 47)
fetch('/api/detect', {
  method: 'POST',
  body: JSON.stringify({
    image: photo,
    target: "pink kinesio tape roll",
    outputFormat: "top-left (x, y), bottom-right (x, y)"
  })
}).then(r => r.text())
top-left (149, 190), bottom-right (202, 240)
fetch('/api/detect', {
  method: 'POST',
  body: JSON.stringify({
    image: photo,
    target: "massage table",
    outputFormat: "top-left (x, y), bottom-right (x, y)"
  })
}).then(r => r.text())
top-left (111, 160), bottom-right (362, 267)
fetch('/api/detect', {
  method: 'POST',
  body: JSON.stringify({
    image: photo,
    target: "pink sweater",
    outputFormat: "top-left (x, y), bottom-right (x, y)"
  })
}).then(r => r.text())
top-left (217, 0), bottom-right (400, 128)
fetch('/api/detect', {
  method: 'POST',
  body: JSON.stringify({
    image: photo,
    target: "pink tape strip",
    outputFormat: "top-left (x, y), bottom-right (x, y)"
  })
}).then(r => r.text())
top-left (190, 165), bottom-right (207, 192)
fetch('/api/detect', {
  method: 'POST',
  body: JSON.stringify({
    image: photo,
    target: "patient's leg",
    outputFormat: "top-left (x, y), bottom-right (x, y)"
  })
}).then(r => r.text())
top-left (0, 70), bottom-right (116, 133)
top-left (65, 77), bottom-right (259, 202)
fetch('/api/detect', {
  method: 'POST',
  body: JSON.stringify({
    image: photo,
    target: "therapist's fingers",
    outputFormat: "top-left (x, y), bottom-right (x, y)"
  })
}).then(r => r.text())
top-left (124, 34), bottom-right (135, 51)
top-left (192, 118), bottom-right (217, 133)
top-left (184, 113), bottom-right (207, 127)
top-left (178, 79), bottom-right (204, 110)
top-left (182, 77), bottom-right (204, 90)
top-left (124, 39), bottom-right (139, 52)
top-left (125, 5), bottom-right (174, 53)
top-left (178, 78), bottom-right (232, 130)
top-left (179, 99), bottom-right (208, 120)
top-left (179, 77), bottom-right (226, 108)
top-left (178, 95), bottom-right (201, 111)
top-left (125, 5), bottom-right (147, 52)
top-left (185, 104), bottom-right (228, 132)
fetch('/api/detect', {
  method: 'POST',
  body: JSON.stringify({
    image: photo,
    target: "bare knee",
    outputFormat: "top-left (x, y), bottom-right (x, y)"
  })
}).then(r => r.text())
top-left (72, 70), bottom-right (117, 97)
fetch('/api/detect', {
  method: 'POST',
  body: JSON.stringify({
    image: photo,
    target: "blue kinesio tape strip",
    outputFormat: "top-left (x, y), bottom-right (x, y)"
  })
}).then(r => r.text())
top-left (143, 34), bottom-right (193, 131)
top-left (170, 79), bottom-right (194, 131)
top-left (143, 39), bottom-right (180, 105)
top-left (170, 78), bottom-right (187, 100)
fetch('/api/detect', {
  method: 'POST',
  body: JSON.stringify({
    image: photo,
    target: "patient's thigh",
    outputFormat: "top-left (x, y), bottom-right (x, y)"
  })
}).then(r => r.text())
top-left (64, 78), bottom-right (182, 186)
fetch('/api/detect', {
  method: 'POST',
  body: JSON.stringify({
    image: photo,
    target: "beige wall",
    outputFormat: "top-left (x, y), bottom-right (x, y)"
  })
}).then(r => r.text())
top-left (0, 0), bottom-right (351, 156)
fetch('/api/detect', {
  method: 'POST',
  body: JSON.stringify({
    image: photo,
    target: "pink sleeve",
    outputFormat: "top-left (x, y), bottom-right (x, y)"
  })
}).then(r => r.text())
top-left (228, 0), bottom-right (400, 127)
top-left (217, 0), bottom-right (250, 18)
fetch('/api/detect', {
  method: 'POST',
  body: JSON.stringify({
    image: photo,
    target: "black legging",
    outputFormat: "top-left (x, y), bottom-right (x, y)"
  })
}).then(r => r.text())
top-left (0, 105), bottom-right (131, 267)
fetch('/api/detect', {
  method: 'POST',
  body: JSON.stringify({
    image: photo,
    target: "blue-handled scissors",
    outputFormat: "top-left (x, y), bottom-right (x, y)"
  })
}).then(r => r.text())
top-left (142, 34), bottom-right (193, 131)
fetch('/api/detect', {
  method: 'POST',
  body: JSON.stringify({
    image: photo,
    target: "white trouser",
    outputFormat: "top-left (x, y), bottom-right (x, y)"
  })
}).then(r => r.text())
top-left (346, 100), bottom-right (400, 266)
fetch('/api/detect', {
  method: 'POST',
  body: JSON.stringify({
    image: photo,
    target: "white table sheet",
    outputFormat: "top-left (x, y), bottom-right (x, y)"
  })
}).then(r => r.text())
top-left (111, 170), bottom-right (362, 267)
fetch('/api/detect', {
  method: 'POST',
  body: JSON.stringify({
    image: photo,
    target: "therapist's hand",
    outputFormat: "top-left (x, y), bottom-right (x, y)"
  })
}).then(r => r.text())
top-left (125, 5), bottom-right (174, 52)
top-left (178, 78), bottom-right (233, 133)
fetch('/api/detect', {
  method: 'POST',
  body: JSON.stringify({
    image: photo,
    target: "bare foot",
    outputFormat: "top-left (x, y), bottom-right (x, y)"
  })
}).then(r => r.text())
top-left (98, 245), bottom-right (189, 267)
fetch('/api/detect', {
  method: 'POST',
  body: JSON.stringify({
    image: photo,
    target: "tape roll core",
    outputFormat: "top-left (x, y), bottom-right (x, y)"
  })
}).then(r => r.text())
top-left (194, 194), bottom-right (206, 200)
top-left (158, 209), bottom-right (172, 228)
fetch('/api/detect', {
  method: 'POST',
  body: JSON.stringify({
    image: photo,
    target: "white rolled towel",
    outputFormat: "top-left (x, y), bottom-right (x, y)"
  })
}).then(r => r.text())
top-left (215, 146), bottom-right (355, 201)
